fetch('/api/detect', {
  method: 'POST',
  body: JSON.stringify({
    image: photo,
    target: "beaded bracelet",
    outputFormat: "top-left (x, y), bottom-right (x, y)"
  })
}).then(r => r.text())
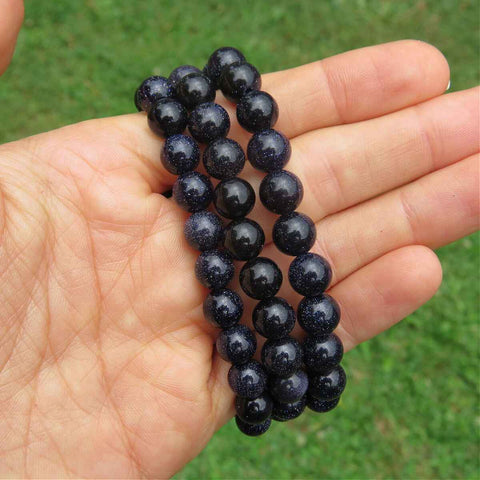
top-left (134, 47), bottom-right (347, 437)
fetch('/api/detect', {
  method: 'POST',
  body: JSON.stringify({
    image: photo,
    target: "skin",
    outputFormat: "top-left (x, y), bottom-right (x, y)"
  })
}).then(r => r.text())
top-left (0, 1), bottom-right (478, 477)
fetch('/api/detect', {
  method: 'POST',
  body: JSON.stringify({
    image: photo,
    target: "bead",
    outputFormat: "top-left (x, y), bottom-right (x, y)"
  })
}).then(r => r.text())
top-left (184, 211), bottom-right (223, 251)
top-left (147, 98), bottom-right (188, 138)
top-left (214, 178), bottom-right (256, 220)
top-left (303, 334), bottom-right (343, 374)
top-left (135, 76), bottom-right (175, 112)
top-left (307, 395), bottom-right (340, 413)
top-left (203, 138), bottom-right (246, 180)
top-left (235, 393), bottom-right (273, 424)
top-left (288, 253), bottom-right (332, 297)
top-left (168, 65), bottom-right (202, 88)
top-left (195, 250), bottom-right (234, 289)
top-left (203, 288), bottom-right (243, 329)
top-left (219, 62), bottom-right (261, 102)
top-left (223, 218), bottom-right (265, 261)
top-left (247, 129), bottom-right (291, 172)
top-left (228, 360), bottom-right (266, 397)
top-left (268, 370), bottom-right (309, 403)
top-left (261, 337), bottom-right (303, 377)
top-left (205, 47), bottom-right (246, 89)
top-left (161, 134), bottom-right (200, 175)
top-left (188, 102), bottom-right (230, 144)
top-left (173, 171), bottom-right (213, 213)
top-left (217, 325), bottom-right (257, 365)
top-left (240, 257), bottom-right (283, 300)
top-left (271, 396), bottom-right (307, 422)
top-left (236, 90), bottom-right (278, 133)
top-left (308, 365), bottom-right (347, 401)
top-left (235, 416), bottom-right (271, 436)
top-left (272, 212), bottom-right (316, 256)
top-left (176, 72), bottom-right (216, 110)
top-left (252, 297), bottom-right (296, 339)
top-left (259, 170), bottom-right (304, 215)
top-left (297, 294), bottom-right (340, 336)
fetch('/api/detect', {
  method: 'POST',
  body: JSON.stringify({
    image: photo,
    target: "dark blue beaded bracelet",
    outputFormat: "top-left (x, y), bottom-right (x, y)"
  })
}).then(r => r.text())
top-left (271, 396), bottom-right (307, 422)
top-left (195, 249), bottom-right (234, 289)
top-left (203, 288), bottom-right (243, 329)
top-left (173, 171), bottom-right (214, 213)
top-left (235, 416), bottom-right (271, 437)
top-left (252, 297), bottom-right (296, 339)
top-left (297, 294), bottom-right (341, 336)
top-left (223, 218), bottom-right (265, 261)
top-left (216, 324), bottom-right (257, 365)
top-left (228, 360), bottom-right (267, 398)
top-left (268, 369), bottom-right (309, 404)
top-left (272, 211), bottom-right (316, 256)
top-left (308, 364), bottom-right (347, 401)
top-left (289, 252), bottom-right (332, 297)
top-left (184, 211), bottom-right (224, 252)
top-left (303, 334), bottom-right (344, 374)
top-left (214, 177), bottom-right (256, 220)
top-left (235, 393), bottom-right (273, 424)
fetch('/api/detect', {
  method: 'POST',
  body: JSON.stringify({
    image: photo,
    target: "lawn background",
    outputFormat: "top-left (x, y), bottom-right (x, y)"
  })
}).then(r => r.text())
top-left (0, 1), bottom-right (478, 478)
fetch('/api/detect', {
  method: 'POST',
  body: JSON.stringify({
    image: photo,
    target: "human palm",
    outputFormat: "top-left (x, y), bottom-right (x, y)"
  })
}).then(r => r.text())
top-left (0, 5), bottom-right (479, 477)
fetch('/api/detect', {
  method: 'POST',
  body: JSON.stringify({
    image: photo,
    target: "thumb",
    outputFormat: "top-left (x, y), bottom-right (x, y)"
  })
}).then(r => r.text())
top-left (0, 0), bottom-right (24, 75)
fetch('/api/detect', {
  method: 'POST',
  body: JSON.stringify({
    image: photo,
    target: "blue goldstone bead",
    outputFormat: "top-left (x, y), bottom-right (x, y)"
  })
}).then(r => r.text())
top-left (216, 325), bottom-right (257, 365)
top-left (235, 416), bottom-right (271, 436)
top-left (297, 294), bottom-right (340, 336)
top-left (237, 90), bottom-right (278, 133)
top-left (147, 98), bottom-right (188, 138)
top-left (308, 365), bottom-right (347, 401)
top-left (252, 297), bottom-right (296, 339)
top-left (288, 253), bottom-right (332, 297)
top-left (219, 62), bottom-right (261, 103)
top-left (223, 218), bottom-right (265, 261)
top-left (205, 47), bottom-right (246, 89)
top-left (235, 393), bottom-right (273, 424)
top-left (240, 257), bottom-right (283, 300)
top-left (188, 102), bottom-right (230, 144)
top-left (162, 134), bottom-right (200, 175)
top-left (135, 76), bottom-right (175, 112)
top-left (195, 250), bottom-right (234, 289)
top-left (273, 212), bottom-right (316, 256)
top-left (247, 129), bottom-right (291, 172)
top-left (184, 211), bottom-right (223, 251)
top-left (228, 360), bottom-right (266, 397)
top-left (268, 369), bottom-right (309, 403)
top-left (306, 395), bottom-right (340, 413)
top-left (214, 178), bottom-right (255, 220)
top-left (303, 334), bottom-right (343, 374)
top-left (271, 396), bottom-right (307, 422)
top-left (259, 170), bottom-right (304, 215)
top-left (173, 171), bottom-right (213, 213)
top-left (261, 336), bottom-right (303, 377)
top-left (176, 72), bottom-right (216, 110)
top-left (168, 65), bottom-right (202, 88)
top-left (203, 138), bottom-right (246, 180)
top-left (203, 288), bottom-right (243, 329)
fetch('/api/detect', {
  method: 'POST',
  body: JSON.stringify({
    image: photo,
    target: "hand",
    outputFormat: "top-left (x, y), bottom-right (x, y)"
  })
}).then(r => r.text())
top-left (0, 4), bottom-right (478, 478)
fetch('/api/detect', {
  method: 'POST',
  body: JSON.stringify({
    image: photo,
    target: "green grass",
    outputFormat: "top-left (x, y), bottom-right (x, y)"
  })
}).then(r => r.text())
top-left (1, 1), bottom-right (478, 478)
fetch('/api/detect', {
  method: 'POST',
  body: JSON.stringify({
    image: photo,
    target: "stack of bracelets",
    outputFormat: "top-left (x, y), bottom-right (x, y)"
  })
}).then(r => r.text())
top-left (135, 47), bottom-right (347, 437)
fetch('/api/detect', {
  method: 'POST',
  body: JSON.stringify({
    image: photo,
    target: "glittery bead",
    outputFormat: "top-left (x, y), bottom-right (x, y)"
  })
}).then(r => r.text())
top-left (219, 62), bottom-right (261, 102)
top-left (184, 211), bottom-right (223, 251)
top-left (195, 250), bottom-right (234, 289)
top-left (308, 365), bottom-right (347, 401)
top-left (205, 47), bottom-right (246, 89)
top-left (261, 337), bottom-right (303, 377)
top-left (214, 178), bottom-right (255, 220)
top-left (272, 212), bottom-right (316, 256)
top-left (297, 294), bottom-right (341, 336)
top-left (168, 65), bottom-right (202, 88)
top-left (236, 90), bottom-right (278, 133)
top-left (203, 288), bottom-right (243, 329)
top-left (288, 253), bottom-right (332, 297)
top-left (135, 76), bottom-right (175, 112)
top-left (161, 134), bottom-right (200, 175)
top-left (235, 416), bottom-right (271, 436)
top-left (303, 334), bottom-right (343, 374)
top-left (188, 102), bottom-right (230, 144)
top-left (216, 325), bottom-right (257, 365)
top-left (228, 360), bottom-right (266, 397)
top-left (252, 297), bottom-right (296, 339)
top-left (176, 72), bottom-right (215, 110)
top-left (271, 396), bottom-right (307, 422)
top-left (306, 395), bottom-right (340, 413)
top-left (203, 138), bottom-right (246, 180)
top-left (172, 171), bottom-right (213, 213)
top-left (147, 98), bottom-right (188, 138)
top-left (247, 129), bottom-right (291, 172)
top-left (223, 218), bottom-right (265, 261)
top-left (235, 393), bottom-right (273, 424)
top-left (268, 370), bottom-right (309, 403)
top-left (240, 257), bottom-right (283, 300)
top-left (259, 170), bottom-right (304, 215)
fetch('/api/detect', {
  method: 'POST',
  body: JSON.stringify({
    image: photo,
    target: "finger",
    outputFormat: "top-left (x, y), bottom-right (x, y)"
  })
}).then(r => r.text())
top-left (0, 0), bottom-right (23, 75)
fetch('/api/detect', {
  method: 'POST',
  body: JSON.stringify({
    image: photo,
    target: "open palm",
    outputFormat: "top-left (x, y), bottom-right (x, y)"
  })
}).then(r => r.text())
top-left (0, 5), bottom-right (478, 477)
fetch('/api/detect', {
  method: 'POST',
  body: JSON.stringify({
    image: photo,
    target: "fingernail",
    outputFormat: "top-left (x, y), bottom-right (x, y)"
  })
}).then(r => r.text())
top-left (446, 80), bottom-right (451, 91)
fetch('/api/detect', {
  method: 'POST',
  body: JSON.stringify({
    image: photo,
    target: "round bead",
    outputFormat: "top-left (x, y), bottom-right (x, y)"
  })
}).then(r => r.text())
top-left (288, 253), bottom-right (332, 297)
top-left (219, 62), bottom-right (261, 102)
top-left (308, 365), bottom-right (347, 401)
top-left (271, 396), bottom-right (307, 422)
top-left (307, 395), bottom-right (340, 413)
top-left (184, 211), bottom-right (223, 251)
top-left (168, 65), bottom-right (202, 88)
top-left (216, 325), bottom-right (257, 365)
top-left (172, 171), bottom-right (213, 213)
top-left (223, 218), bottom-right (265, 261)
top-left (203, 138), bottom-right (246, 180)
top-left (272, 212), bottom-right (316, 256)
top-left (252, 297), bottom-right (296, 339)
top-left (235, 416), bottom-right (271, 437)
top-left (195, 250), bottom-right (234, 289)
top-left (297, 294), bottom-right (340, 336)
top-left (261, 337), bottom-right (303, 377)
top-left (176, 72), bottom-right (215, 110)
top-left (240, 257), bottom-right (283, 300)
top-left (228, 360), bottom-right (266, 397)
top-left (205, 47), bottom-right (246, 88)
top-left (268, 370), bottom-right (309, 403)
top-left (161, 134), bottom-right (200, 175)
top-left (203, 288), bottom-right (243, 329)
top-left (235, 393), bottom-right (273, 424)
top-left (214, 178), bottom-right (255, 220)
top-left (188, 102), bottom-right (230, 144)
top-left (237, 90), bottom-right (278, 133)
top-left (135, 76), bottom-right (175, 112)
top-left (259, 170), bottom-right (304, 215)
top-left (247, 129), bottom-right (291, 172)
top-left (303, 334), bottom-right (343, 374)
top-left (147, 98), bottom-right (188, 138)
